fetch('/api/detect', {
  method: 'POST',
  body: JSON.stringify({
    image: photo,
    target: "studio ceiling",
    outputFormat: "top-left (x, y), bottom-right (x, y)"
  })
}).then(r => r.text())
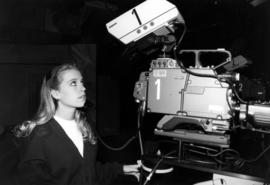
top-left (0, 0), bottom-right (268, 46)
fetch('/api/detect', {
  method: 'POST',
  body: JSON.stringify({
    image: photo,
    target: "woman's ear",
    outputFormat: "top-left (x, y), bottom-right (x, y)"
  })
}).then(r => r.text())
top-left (51, 89), bottom-right (60, 100)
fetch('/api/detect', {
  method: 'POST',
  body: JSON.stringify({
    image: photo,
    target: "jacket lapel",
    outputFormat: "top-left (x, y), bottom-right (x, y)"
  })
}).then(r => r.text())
top-left (50, 118), bottom-right (84, 160)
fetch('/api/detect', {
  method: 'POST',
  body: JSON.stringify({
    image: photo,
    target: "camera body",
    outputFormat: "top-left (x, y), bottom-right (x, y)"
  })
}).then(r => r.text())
top-left (134, 58), bottom-right (232, 121)
top-left (134, 57), bottom-right (232, 136)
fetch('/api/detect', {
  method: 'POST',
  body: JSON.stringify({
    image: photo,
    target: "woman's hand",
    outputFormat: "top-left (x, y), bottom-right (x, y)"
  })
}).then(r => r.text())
top-left (123, 160), bottom-right (141, 181)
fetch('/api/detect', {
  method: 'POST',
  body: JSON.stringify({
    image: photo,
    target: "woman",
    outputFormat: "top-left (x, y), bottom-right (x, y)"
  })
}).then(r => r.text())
top-left (15, 63), bottom-right (140, 185)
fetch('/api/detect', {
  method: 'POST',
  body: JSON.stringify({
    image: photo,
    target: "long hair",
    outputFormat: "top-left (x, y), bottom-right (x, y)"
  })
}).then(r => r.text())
top-left (15, 63), bottom-right (96, 144)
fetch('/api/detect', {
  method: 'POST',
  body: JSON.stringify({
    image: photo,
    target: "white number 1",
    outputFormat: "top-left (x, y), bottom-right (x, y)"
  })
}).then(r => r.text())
top-left (155, 79), bottom-right (161, 100)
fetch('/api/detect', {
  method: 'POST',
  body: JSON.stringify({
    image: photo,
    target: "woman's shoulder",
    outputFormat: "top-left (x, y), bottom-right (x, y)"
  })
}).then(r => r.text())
top-left (31, 119), bottom-right (55, 138)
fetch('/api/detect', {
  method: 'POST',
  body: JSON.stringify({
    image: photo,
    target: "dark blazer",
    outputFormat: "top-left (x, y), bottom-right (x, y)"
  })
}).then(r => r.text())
top-left (17, 118), bottom-right (123, 185)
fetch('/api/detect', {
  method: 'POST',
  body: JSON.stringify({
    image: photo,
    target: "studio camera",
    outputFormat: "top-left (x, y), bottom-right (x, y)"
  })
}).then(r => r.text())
top-left (133, 49), bottom-right (270, 148)
top-left (106, 0), bottom-right (270, 149)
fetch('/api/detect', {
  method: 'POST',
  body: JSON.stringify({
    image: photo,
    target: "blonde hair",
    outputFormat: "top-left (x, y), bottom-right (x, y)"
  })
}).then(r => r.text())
top-left (15, 64), bottom-right (96, 144)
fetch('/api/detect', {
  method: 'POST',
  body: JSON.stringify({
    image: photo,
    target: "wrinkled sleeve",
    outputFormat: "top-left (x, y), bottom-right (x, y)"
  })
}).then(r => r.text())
top-left (18, 159), bottom-right (53, 185)
top-left (95, 161), bottom-right (124, 185)
top-left (17, 136), bottom-right (53, 185)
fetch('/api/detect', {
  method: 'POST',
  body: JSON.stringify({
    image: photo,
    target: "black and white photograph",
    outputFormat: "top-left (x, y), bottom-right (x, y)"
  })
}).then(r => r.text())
top-left (0, 0), bottom-right (269, 184)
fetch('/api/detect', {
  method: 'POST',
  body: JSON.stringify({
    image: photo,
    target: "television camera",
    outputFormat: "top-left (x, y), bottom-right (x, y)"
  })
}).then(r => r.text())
top-left (106, 0), bottom-right (270, 156)
top-left (133, 50), bottom-right (270, 148)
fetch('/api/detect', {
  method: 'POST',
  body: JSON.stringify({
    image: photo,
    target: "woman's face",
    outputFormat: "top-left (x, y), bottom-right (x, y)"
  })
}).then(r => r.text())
top-left (52, 69), bottom-right (86, 109)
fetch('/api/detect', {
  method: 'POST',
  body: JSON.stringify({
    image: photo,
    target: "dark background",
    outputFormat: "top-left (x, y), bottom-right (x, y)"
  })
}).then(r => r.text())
top-left (0, 0), bottom-right (269, 184)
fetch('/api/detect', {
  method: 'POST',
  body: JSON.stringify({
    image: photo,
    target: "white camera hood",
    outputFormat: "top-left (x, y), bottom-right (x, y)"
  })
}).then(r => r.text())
top-left (106, 0), bottom-right (185, 44)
